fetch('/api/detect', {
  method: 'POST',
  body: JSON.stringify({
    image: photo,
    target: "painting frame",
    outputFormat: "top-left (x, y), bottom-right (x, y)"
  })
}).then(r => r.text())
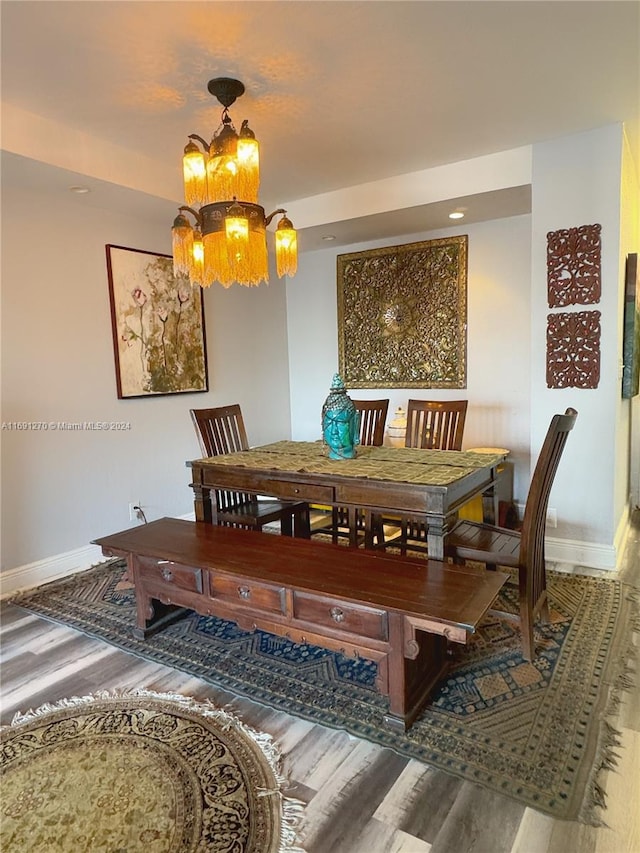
top-left (337, 235), bottom-right (468, 389)
top-left (106, 244), bottom-right (209, 399)
top-left (622, 252), bottom-right (639, 399)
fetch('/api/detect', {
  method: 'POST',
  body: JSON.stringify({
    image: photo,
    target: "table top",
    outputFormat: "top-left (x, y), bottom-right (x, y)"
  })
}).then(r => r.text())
top-left (188, 440), bottom-right (506, 487)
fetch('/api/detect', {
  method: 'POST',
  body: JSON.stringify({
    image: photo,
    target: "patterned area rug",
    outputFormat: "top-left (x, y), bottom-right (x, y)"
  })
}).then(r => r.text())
top-left (0, 690), bottom-right (304, 853)
top-left (12, 562), bottom-right (638, 825)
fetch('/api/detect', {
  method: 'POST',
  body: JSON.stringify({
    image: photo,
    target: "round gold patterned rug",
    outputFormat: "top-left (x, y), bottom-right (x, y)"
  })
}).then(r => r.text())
top-left (0, 690), bottom-right (305, 852)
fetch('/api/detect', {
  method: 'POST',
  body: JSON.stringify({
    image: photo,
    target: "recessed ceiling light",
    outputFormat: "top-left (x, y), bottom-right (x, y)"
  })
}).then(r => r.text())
top-left (69, 185), bottom-right (90, 194)
top-left (322, 235), bottom-right (336, 241)
top-left (449, 211), bottom-right (464, 220)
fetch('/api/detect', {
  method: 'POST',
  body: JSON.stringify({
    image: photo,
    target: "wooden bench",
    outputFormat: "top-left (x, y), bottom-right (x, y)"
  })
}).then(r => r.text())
top-left (93, 517), bottom-right (507, 732)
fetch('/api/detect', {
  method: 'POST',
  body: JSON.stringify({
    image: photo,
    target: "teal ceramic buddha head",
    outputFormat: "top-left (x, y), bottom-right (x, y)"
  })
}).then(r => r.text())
top-left (321, 373), bottom-right (360, 459)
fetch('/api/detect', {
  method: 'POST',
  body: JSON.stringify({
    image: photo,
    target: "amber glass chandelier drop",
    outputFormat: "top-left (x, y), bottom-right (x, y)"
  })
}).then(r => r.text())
top-left (172, 78), bottom-right (298, 288)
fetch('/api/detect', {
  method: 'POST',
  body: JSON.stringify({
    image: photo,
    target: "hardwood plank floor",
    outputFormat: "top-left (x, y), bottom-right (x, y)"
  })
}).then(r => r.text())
top-left (1, 516), bottom-right (638, 853)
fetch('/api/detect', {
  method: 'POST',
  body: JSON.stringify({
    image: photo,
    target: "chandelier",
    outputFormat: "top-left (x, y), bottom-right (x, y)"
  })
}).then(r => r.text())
top-left (172, 78), bottom-right (298, 288)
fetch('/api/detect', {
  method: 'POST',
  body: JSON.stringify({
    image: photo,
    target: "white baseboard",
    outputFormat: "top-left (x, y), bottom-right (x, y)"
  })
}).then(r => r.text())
top-left (545, 536), bottom-right (617, 571)
top-left (1, 513), bottom-right (198, 600)
top-left (515, 503), bottom-right (630, 572)
top-left (545, 505), bottom-right (631, 571)
top-left (0, 543), bottom-right (109, 599)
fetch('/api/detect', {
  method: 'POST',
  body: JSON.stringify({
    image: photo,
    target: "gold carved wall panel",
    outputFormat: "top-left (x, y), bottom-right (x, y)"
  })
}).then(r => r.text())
top-left (337, 236), bottom-right (468, 388)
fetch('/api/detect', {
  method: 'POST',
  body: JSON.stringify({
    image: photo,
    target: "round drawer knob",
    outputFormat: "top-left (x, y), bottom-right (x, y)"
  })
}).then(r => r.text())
top-left (161, 567), bottom-right (173, 581)
top-left (330, 607), bottom-right (345, 623)
top-left (293, 488), bottom-right (300, 494)
top-left (237, 585), bottom-right (251, 600)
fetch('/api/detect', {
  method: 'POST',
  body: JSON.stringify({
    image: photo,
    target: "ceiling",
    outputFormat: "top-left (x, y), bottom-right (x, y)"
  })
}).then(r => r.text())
top-left (1, 1), bottom-right (638, 251)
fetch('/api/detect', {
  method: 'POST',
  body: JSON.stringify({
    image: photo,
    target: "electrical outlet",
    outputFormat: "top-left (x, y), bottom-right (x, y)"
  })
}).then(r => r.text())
top-left (129, 502), bottom-right (140, 522)
top-left (546, 507), bottom-right (557, 528)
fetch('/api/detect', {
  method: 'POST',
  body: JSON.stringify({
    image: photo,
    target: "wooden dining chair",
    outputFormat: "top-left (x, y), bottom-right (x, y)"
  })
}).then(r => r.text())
top-left (445, 408), bottom-right (578, 660)
top-left (190, 405), bottom-right (310, 537)
top-left (387, 399), bottom-right (468, 554)
top-left (311, 399), bottom-right (389, 544)
top-left (405, 399), bottom-right (468, 450)
top-left (354, 399), bottom-right (389, 447)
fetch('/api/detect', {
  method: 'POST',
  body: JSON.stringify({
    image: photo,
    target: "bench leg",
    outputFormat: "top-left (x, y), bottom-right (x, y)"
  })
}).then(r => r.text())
top-left (384, 613), bottom-right (451, 731)
top-left (132, 562), bottom-right (190, 639)
top-left (132, 591), bottom-right (188, 639)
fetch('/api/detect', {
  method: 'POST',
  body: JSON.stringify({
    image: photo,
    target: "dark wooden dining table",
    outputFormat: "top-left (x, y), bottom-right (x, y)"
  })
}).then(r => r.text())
top-left (187, 441), bottom-right (506, 560)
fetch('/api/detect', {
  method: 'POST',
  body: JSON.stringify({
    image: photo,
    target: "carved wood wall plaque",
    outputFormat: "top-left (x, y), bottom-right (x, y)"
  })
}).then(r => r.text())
top-left (337, 236), bottom-right (467, 388)
top-left (547, 224), bottom-right (601, 308)
top-left (546, 310), bottom-right (601, 389)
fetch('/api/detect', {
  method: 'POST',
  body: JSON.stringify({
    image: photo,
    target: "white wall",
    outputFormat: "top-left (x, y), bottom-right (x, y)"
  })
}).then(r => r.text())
top-left (286, 215), bottom-right (533, 502)
top-left (530, 125), bottom-right (630, 560)
top-left (1, 176), bottom-right (292, 573)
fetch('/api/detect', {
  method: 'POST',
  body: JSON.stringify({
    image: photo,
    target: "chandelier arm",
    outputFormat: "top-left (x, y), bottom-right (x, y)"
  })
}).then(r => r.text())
top-left (178, 205), bottom-right (203, 227)
top-left (264, 208), bottom-right (287, 227)
top-left (187, 133), bottom-right (210, 152)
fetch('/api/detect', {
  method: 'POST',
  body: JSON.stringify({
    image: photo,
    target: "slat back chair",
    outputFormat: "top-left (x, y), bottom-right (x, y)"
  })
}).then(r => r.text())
top-left (312, 399), bottom-right (389, 544)
top-left (354, 399), bottom-right (389, 447)
top-left (445, 408), bottom-right (578, 660)
top-left (190, 405), bottom-right (309, 537)
top-left (405, 399), bottom-right (468, 450)
top-left (389, 399), bottom-right (468, 554)
top-left (193, 404), bottom-right (249, 457)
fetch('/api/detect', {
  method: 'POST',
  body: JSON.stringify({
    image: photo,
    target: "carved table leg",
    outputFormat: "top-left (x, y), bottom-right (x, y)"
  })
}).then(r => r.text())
top-left (363, 508), bottom-right (374, 550)
top-left (347, 506), bottom-right (360, 548)
top-left (482, 482), bottom-right (498, 525)
top-left (192, 484), bottom-right (214, 525)
top-left (280, 512), bottom-right (294, 537)
top-left (294, 505), bottom-right (311, 539)
top-left (426, 515), bottom-right (447, 561)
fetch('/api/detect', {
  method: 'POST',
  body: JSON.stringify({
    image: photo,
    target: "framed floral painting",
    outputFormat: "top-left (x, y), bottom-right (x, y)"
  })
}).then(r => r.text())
top-left (106, 244), bottom-right (208, 398)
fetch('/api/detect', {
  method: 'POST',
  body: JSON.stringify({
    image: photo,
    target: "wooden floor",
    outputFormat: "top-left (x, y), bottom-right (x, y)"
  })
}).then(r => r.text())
top-left (1, 518), bottom-right (638, 853)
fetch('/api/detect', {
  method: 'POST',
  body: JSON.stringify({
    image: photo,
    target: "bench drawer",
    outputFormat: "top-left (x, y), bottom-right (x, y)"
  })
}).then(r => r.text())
top-left (209, 574), bottom-right (286, 615)
top-left (137, 556), bottom-right (203, 594)
top-left (292, 592), bottom-right (388, 641)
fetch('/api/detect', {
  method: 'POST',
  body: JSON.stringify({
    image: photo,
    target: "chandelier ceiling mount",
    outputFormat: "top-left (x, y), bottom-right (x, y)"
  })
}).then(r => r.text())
top-left (207, 77), bottom-right (245, 107)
